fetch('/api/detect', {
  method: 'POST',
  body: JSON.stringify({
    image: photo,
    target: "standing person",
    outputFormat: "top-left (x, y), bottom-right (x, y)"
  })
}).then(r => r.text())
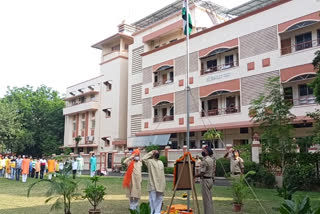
top-left (21, 156), bottom-right (30, 183)
top-left (208, 148), bottom-right (217, 183)
top-left (0, 155), bottom-right (3, 177)
top-left (90, 153), bottom-right (97, 177)
top-left (16, 155), bottom-right (22, 181)
top-left (76, 154), bottom-right (84, 176)
top-left (224, 148), bottom-right (244, 176)
top-left (47, 157), bottom-right (55, 180)
top-left (59, 159), bottom-right (64, 172)
top-left (196, 147), bottom-right (214, 214)
top-left (5, 156), bottom-right (11, 179)
top-left (28, 156), bottom-right (33, 178)
top-left (123, 149), bottom-right (142, 211)
top-left (72, 158), bottom-right (78, 179)
top-left (10, 156), bottom-right (17, 180)
top-left (40, 157), bottom-right (47, 179)
top-left (142, 150), bottom-right (166, 214)
top-left (31, 158), bottom-right (36, 178)
top-left (35, 158), bottom-right (40, 179)
top-left (195, 155), bottom-right (202, 183)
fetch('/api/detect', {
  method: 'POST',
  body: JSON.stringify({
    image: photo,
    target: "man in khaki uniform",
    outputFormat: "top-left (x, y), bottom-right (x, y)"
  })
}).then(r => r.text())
top-left (196, 147), bottom-right (214, 214)
top-left (142, 150), bottom-right (166, 214)
top-left (123, 150), bottom-right (142, 210)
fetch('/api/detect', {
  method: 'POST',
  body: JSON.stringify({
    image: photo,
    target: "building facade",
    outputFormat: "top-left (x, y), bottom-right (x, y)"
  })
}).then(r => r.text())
top-left (63, 0), bottom-right (320, 170)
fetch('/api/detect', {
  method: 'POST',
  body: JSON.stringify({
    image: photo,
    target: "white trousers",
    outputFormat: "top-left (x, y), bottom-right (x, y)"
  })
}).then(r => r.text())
top-left (48, 173), bottom-right (53, 180)
top-left (129, 197), bottom-right (139, 210)
top-left (90, 171), bottom-right (96, 177)
top-left (149, 191), bottom-right (163, 214)
top-left (22, 174), bottom-right (28, 183)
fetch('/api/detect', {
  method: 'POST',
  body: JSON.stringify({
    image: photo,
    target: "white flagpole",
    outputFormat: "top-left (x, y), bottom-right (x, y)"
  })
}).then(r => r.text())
top-left (185, 0), bottom-right (191, 211)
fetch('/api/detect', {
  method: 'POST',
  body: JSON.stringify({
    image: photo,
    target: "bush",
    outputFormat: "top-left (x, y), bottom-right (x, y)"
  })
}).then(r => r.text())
top-left (121, 157), bottom-right (127, 171)
top-left (142, 162), bottom-right (148, 172)
top-left (164, 167), bottom-right (174, 174)
top-left (244, 161), bottom-right (276, 188)
top-left (284, 164), bottom-right (317, 190)
top-left (215, 158), bottom-right (230, 177)
top-left (145, 144), bottom-right (160, 152)
top-left (159, 156), bottom-right (167, 167)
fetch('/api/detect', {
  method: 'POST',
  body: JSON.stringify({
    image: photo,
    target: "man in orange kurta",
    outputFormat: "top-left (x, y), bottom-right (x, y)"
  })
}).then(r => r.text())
top-left (21, 156), bottom-right (30, 183)
top-left (47, 157), bottom-right (55, 180)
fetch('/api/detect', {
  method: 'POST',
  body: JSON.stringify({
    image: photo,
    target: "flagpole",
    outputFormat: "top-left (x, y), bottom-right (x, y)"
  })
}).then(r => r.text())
top-left (185, 0), bottom-right (191, 211)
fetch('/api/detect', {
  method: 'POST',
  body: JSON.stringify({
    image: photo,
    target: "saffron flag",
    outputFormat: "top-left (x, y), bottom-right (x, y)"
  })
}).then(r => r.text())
top-left (182, 0), bottom-right (193, 35)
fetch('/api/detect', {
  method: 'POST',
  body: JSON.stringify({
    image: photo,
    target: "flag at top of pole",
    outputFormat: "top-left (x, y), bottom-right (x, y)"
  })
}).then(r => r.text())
top-left (182, 0), bottom-right (192, 35)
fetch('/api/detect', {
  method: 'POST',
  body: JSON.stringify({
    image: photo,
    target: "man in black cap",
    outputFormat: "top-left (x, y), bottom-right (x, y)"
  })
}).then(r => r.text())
top-left (196, 147), bottom-right (214, 214)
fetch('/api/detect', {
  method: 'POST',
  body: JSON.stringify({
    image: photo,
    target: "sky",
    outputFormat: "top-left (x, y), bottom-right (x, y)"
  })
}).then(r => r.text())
top-left (0, 0), bottom-right (249, 98)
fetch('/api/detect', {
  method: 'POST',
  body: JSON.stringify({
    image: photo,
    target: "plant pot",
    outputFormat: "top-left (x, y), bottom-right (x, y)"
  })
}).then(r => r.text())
top-left (89, 209), bottom-right (101, 214)
top-left (233, 203), bottom-right (242, 212)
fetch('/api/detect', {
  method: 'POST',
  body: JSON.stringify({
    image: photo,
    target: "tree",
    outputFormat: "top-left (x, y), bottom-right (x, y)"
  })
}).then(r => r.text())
top-left (74, 135), bottom-right (82, 154)
top-left (27, 166), bottom-right (80, 214)
top-left (249, 76), bottom-right (296, 173)
top-left (2, 85), bottom-right (65, 156)
top-left (0, 101), bottom-right (22, 153)
top-left (310, 50), bottom-right (320, 103)
top-left (203, 128), bottom-right (223, 149)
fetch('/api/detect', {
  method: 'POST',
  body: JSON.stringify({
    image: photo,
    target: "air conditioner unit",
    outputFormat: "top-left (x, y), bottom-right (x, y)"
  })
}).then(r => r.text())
top-left (86, 136), bottom-right (94, 142)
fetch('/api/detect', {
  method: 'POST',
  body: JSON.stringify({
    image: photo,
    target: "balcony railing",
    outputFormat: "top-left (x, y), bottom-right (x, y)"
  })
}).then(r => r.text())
top-left (285, 96), bottom-right (316, 106)
top-left (153, 79), bottom-right (174, 87)
top-left (201, 106), bottom-right (241, 117)
top-left (67, 99), bottom-right (97, 107)
top-left (154, 115), bottom-right (174, 123)
top-left (281, 39), bottom-right (320, 55)
top-left (200, 61), bottom-right (239, 75)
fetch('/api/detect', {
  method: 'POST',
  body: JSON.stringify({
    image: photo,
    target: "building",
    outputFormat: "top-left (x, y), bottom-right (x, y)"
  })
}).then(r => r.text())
top-left (63, 0), bottom-right (320, 170)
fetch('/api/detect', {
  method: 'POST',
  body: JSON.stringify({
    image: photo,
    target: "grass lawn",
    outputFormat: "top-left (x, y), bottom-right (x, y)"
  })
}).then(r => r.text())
top-left (0, 176), bottom-right (319, 214)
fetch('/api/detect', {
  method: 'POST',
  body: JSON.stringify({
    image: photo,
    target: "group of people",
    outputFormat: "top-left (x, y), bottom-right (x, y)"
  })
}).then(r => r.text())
top-left (0, 154), bottom-right (86, 182)
top-left (122, 146), bottom-right (244, 214)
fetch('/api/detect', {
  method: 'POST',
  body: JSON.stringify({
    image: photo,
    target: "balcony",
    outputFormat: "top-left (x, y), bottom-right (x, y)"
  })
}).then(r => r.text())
top-left (153, 115), bottom-right (174, 123)
top-left (201, 106), bottom-right (241, 117)
top-left (153, 66), bottom-right (174, 87)
top-left (200, 61), bottom-right (239, 75)
top-left (281, 39), bottom-right (320, 55)
top-left (63, 101), bottom-right (99, 115)
top-left (102, 50), bottom-right (128, 63)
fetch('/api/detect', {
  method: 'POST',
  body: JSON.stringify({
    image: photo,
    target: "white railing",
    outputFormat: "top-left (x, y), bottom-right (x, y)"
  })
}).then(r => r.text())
top-left (102, 50), bottom-right (128, 62)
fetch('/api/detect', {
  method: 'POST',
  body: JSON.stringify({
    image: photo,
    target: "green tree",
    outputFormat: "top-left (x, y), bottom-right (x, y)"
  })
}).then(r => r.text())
top-left (0, 101), bottom-right (22, 153)
top-left (27, 167), bottom-right (80, 214)
top-left (74, 135), bottom-right (82, 154)
top-left (249, 76), bottom-right (296, 173)
top-left (310, 50), bottom-right (320, 103)
top-left (2, 85), bottom-right (65, 156)
top-left (203, 128), bottom-right (223, 149)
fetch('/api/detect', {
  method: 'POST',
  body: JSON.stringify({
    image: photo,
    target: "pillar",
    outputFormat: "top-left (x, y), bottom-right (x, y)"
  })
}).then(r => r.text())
top-left (251, 140), bottom-right (261, 164)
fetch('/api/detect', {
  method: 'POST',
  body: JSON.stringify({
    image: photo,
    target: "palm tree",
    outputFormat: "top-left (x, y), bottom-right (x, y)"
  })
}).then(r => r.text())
top-left (203, 128), bottom-right (223, 149)
top-left (27, 166), bottom-right (79, 214)
top-left (74, 135), bottom-right (82, 154)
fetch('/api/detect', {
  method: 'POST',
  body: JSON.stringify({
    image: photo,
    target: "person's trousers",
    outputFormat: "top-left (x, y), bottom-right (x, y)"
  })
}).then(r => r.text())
top-left (72, 170), bottom-right (76, 179)
top-left (31, 168), bottom-right (35, 178)
top-left (35, 172), bottom-right (39, 179)
top-left (10, 168), bottom-right (16, 180)
top-left (201, 178), bottom-right (214, 214)
top-left (16, 168), bottom-right (21, 181)
top-left (149, 191), bottom-right (163, 214)
top-left (129, 197), bottom-right (139, 210)
top-left (77, 170), bottom-right (82, 176)
top-left (22, 174), bottom-right (28, 183)
top-left (40, 165), bottom-right (45, 179)
top-left (0, 168), bottom-right (3, 177)
top-left (90, 171), bottom-right (96, 177)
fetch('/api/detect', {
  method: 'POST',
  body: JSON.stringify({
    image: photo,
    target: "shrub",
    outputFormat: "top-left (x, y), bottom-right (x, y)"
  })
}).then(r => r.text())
top-left (279, 196), bottom-right (320, 214)
top-left (244, 161), bottom-right (276, 188)
top-left (159, 155), bottom-right (167, 167)
top-left (145, 144), bottom-right (160, 152)
top-left (121, 157), bottom-right (127, 171)
top-left (164, 167), bottom-right (174, 174)
top-left (284, 164), bottom-right (317, 190)
top-left (215, 158), bottom-right (230, 177)
top-left (142, 162), bottom-right (148, 173)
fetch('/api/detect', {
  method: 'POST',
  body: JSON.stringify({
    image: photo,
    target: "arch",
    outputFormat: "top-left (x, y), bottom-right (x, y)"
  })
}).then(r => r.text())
top-left (285, 20), bottom-right (318, 32)
top-left (154, 101), bottom-right (171, 106)
top-left (207, 48), bottom-right (231, 57)
top-left (208, 90), bottom-right (232, 97)
top-left (155, 65), bottom-right (173, 72)
top-left (278, 11), bottom-right (320, 33)
top-left (199, 79), bottom-right (240, 98)
top-left (152, 93), bottom-right (174, 106)
top-left (286, 73), bottom-right (316, 83)
top-left (280, 64), bottom-right (316, 83)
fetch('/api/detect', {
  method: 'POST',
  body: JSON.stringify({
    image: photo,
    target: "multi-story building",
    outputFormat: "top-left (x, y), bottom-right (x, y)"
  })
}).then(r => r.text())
top-left (63, 23), bottom-right (134, 158)
top-left (63, 0), bottom-right (320, 170)
top-left (127, 0), bottom-right (320, 152)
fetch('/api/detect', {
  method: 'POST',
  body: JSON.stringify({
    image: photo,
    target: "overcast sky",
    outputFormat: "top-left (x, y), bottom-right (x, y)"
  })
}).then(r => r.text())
top-left (0, 0), bottom-right (248, 97)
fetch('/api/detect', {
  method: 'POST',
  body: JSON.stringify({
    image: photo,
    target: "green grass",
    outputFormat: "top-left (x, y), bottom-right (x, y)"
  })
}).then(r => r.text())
top-left (0, 176), bottom-right (319, 214)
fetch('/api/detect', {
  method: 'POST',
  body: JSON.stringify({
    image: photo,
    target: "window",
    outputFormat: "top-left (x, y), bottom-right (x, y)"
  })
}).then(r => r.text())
top-left (78, 148), bottom-right (83, 153)
top-left (73, 115), bottom-right (77, 121)
top-left (225, 55), bottom-right (234, 67)
top-left (91, 111), bottom-right (95, 118)
top-left (293, 123), bottom-right (313, 128)
top-left (81, 121), bottom-right (86, 130)
top-left (72, 122), bottom-right (76, 131)
top-left (90, 94), bottom-right (95, 101)
top-left (71, 99), bottom-right (76, 106)
top-left (82, 114), bottom-right (86, 119)
top-left (190, 141), bottom-right (196, 149)
top-left (154, 109), bottom-right (158, 117)
top-left (170, 107), bottom-right (174, 116)
top-left (125, 44), bottom-right (129, 50)
top-left (170, 133), bottom-right (177, 138)
top-left (171, 141), bottom-right (178, 149)
top-left (240, 128), bottom-right (249, 134)
top-left (206, 59), bottom-right (217, 72)
top-left (87, 147), bottom-right (93, 153)
top-left (154, 73), bottom-right (158, 83)
top-left (103, 109), bottom-right (111, 118)
top-left (299, 84), bottom-right (313, 97)
top-left (169, 71), bottom-right (174, 81)
top-left (91, 120), bottom-right (95, 129)
top-left (79, 96), bottom-right (85, 103)
top-left (317, 29), bottom-right (320, 45)
top-left (190, 132), bottom-right (195, 137)
top-left (208, 99), bottom-right (218, 110)
top-left (169, 38), bottom-right (177, 43)
top-left (284, 87), bottom-right (293, 104)
top-left (111, 45), bottom-right (120, 51)
top-left (295, 32), bottom-right (312, 51)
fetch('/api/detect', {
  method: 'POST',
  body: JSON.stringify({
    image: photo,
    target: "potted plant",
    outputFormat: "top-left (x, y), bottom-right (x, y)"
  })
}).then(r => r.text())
top-left (230, 171), bottom-right (255, 212)
top-left (129, 202), bottom-right (151, 214)
top-left (83, 176), bottom-right (106, 214)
